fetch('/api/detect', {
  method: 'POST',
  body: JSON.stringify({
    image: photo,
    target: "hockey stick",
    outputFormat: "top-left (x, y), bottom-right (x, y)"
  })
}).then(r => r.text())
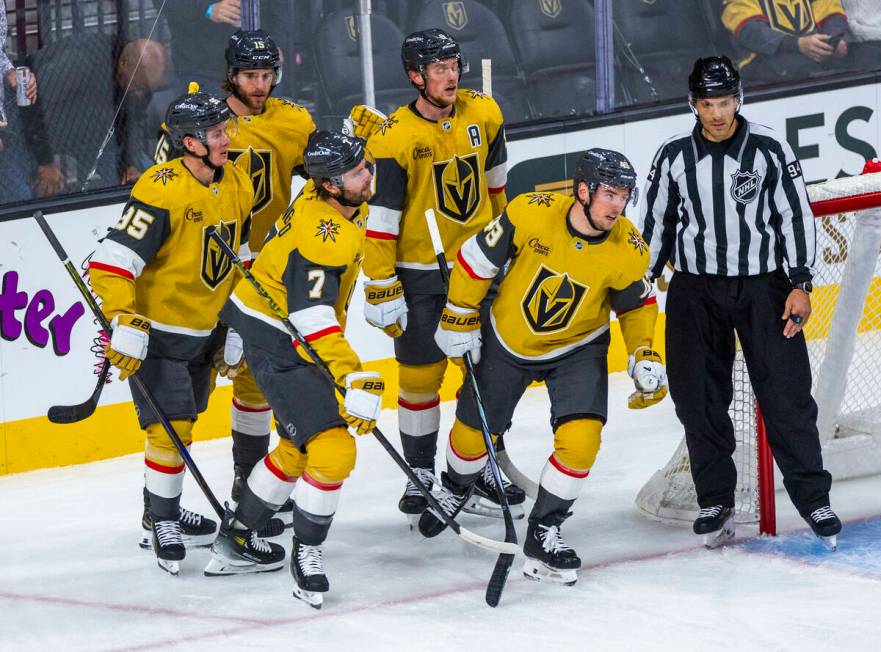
top-left (207, 228), bottom-right (519, 558)
top-left (48, 357), bottom-right (111, 424)
top-left (33, 211), bottom-right (224, 519)
top-left (424, 208), bottom-right (517, 608)
top-left (496, 435), bottom-right (539, 500)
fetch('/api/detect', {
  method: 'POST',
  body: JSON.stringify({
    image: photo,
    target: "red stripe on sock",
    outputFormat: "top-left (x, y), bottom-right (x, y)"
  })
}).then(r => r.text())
top-left (301, 472), bottom-right (343, 492)
top-left (144, 458), bottom-right (185, 474)
top-left (398, 396), bottom-right (440, 411)
top-left (549, 454), bottom-right (590, 479)
top-left (264, 456), bottom-right (297, 482)
top-left (449, 432), bottom-right (487, 462)
top-left (232, 398), bottom-right (271, 413)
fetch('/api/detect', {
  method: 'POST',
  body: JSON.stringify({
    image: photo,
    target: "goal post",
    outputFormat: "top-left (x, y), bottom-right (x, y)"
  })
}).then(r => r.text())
top-left (635, 168), bottom-right (881, 533)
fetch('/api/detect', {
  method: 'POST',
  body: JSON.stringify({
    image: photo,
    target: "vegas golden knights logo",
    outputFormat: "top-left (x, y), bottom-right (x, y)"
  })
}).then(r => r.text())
top-left (230, 148), bottom-right (273, 215)
top-left (539, 0), bottom-right (562, 19)
top-left (201, 220), bottom-right (238, 289)
top-left (764, 0), bottom-right (814, 35)
top-left (522, 265), bottom-right (587, 333)
top-left (433, 153), bottom-right (481, 223)
top-left (443, 1), bottom-right (468, 30)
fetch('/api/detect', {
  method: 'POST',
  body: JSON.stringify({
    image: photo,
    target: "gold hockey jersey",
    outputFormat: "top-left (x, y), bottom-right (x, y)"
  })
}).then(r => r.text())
top-left (226, 191), bottom-right (368, 384)
top-left (364, 89), bottom-right (508, 293)
top-left (449, 191), bottom-right (657, 361)
top-left (89, 157), bottom-right (254, 358)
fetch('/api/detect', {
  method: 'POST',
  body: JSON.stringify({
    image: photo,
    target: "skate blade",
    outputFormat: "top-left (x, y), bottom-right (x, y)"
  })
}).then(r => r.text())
top-left (203, 554), bottom-right (284, 577)
top-left (157, 559), bottom-right (180, 576)
top-left (463, 496), bottom-right (525, 520)
top-left (522, 559), bottom-right (577, 586)
top-left (816, 533), bottom-right (838, 551)
top-left (406, 514), bottom-right (419, 531)
top-left (140, 530), bottom-right (215, 550)
top-left (293, 585), bottom-right (324, 609)
top-left (703, 522), bottom-right (736, 549)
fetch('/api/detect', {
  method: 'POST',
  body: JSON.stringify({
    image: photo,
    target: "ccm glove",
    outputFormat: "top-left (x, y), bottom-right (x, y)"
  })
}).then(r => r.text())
top-left (214, 328), bottom-right (247, 379)
top-left (340, 371), bottom-right (385, 435)
top-left (627, 347), bottom-right (668, 409)
top-left (343, 105), bottom-right (387, 140)
top-left (364, 276), bottom-right (408, 337)
top-left (434, 302), bottom-right (482, 364)
top-left (106, 314), bottom-right (150, 381)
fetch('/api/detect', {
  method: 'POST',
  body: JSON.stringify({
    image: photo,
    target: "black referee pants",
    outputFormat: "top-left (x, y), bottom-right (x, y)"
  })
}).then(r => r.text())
top-left (665, 270), bottom-right (832, 518)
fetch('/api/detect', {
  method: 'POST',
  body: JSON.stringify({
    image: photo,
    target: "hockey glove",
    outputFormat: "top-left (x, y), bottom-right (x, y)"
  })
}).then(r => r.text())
top-left (627, 347), bottom-right (668, 409)
top-left (215, 328), bottom-right (247, 379)
top-left (363, 276), bottom-right (408, 337)
top-left (343, 105), bottom-right (387, 140)
top-left (435, 302), bottom-right (482, 364)
top-left (340, 371), bottom-right (385, 435)
top-left (106, 314), bottom-right (150, 381)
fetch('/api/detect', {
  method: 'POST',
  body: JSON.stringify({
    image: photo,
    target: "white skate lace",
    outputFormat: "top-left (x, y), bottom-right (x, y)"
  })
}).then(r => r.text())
top-left (697, 506), bottom-right (724, 519)
top-left (248, 531), bottom-right (273, 553)
top-left (404, 468), bottom-right (436, 497)
top-left (480, 462), bottom-right (511, 491)
top-left (298, 544), bottom-right (324, 577)
top-left (179, 507), bottom-right (203, 528)
top-left (155, 520), bottom-right (183, 548)
top-left (433, 482), bottom-right (467, 516)
top-left (810, 506), bottom-right (836, 523)
top-left (537, 524), bottom-right (572, 554)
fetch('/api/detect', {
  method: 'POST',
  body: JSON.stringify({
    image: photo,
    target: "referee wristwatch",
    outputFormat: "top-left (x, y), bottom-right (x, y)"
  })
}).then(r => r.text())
top-left (793, 281), bottom-right (813, 293)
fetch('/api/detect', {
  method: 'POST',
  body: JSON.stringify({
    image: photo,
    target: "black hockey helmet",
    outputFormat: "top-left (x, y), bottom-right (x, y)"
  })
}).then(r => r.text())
top-left (401, 28), bottom-right (468, 78)
top-left (304, 130), bottom-right (368, 188)
top-left (164, 82), bottom-right (231, 150)
top-left (226, 29), bottom-right (282, 85)
top-left (573, 148), bottom-right (638, 205)
top-left (688, 56), bottom-right (741, 100)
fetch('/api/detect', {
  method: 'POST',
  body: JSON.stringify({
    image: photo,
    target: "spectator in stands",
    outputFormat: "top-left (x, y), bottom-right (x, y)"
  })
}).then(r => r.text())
top-left (722, 0), bottom-right (854, 84)
top-left (840, 0), bottom-right (881, 59)
top-left (115, 39), bottom-right (169, 183)
top-left (0, 10), bottom-right (63, 202)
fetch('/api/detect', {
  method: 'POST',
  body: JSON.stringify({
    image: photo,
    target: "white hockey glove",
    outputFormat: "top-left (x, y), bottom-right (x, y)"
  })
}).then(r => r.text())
top-left (627, 347), bottom-right (668, 409)
top-left (215, 328), bottom-right (247, 379)
top-left (343, 105), bottom-right (387, 140)
top-left (435, 302), bottom-right (482, 364)
top-left (340, 371), bottom-right (385, 435)
top-left (106, 314), bottom-right (150, 381)
top-left (363, 276), bottom-right (408, 338)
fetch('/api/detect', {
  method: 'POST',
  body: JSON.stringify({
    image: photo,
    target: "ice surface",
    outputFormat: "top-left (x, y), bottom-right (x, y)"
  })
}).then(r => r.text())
top-left (2, 373), bottom-right (880, 651)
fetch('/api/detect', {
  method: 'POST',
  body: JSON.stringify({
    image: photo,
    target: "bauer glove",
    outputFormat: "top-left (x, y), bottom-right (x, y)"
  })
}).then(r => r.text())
top-left (214, 328), bottom-right (247, 379)
top-left (343, 105), bottom-right (387, 140)
top-left (434, 302), bottom-right (482, 364)
top-left (106, 313), bottom-right (150, 381)
top-left (363, 276), bottom-right (408, 337)
top-left (627, 347), bottom-right (668, 409)
top-left (340, 371), bottom-right (385, 435)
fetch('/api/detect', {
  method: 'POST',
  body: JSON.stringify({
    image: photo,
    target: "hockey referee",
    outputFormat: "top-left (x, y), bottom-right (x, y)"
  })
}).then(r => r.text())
top-left (639, 56), bottom-right (841, 549)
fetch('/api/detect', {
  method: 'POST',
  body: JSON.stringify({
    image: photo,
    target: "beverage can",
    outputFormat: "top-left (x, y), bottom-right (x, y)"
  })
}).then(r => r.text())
top-left (15, 66), bottom-right (31, 107)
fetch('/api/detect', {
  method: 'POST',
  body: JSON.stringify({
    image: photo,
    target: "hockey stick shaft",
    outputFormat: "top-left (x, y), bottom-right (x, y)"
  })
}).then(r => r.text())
top-left (425, 208), bottom-right (518, 607)
top-left (33, 211), bottom-right (224, 519)
top-left (207, 228), bottom-right (518, 556)
top-left (48, 357), bottom-right (111, 424)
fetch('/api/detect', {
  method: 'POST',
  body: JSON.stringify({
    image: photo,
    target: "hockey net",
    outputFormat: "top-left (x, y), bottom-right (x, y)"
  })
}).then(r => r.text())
top-left (636, 169), bottom-right (881, 532)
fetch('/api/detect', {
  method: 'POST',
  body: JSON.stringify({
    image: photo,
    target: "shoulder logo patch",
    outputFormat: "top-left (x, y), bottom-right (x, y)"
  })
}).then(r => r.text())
top-left (627, 229), bottom-right (648, 255)
top-left (465, 89), bottom-right (488, 100)
top-left (526, 192), bottom-right (555, 207)
top-left (730, 170), bottom-right (762, 205)
top-left (379, 115), bottom-right (399, 135)
top-left (315, 218), bottom-right (341, 242)
top-left (151, 167), bottom-right (178, 185)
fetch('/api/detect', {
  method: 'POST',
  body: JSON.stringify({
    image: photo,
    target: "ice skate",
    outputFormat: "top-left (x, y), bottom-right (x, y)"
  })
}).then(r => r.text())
top-left (693, 505), bottom-right (735, 549)
top-left (151, 518), bottom-right (185, 576)
top-left (805, 506), bottom-right (841, 551)
top-left (139, 501), bottom-right (217, 550)
top-left (522, 513), bottom-right (580, 585)
top-left (231, 465), bottom-right (287, 537)
top-left (417, 472), bottom-right (473, 538)
top-left (463, 462), bottom-right (526, 520)
top-left (204, 508), bottom-right (285, 576)
top-left (398, 467), bottom-right (434, 529)
top-left (291, 536), bottom-right (329, 609)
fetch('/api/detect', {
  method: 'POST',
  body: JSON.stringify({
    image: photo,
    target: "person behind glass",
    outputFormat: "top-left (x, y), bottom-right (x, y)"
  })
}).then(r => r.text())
top-left (722, 0), bottom-right (856, 84)
top-left (639, 56), bottom-right (841, 549)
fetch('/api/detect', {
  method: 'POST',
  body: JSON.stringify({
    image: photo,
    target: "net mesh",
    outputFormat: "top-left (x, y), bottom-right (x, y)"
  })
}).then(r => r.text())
top-left (635, 172), bottom-right (881, 526)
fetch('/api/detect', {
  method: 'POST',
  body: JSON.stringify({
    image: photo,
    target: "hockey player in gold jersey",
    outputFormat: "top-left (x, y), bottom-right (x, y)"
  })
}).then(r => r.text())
top-left (424, 149), bottom-right (669, 586)
top-left (157, 30), bottom-right (317, 530)
top-left (361, 28), bottom-right (523, 520)
top-left (89, 85), bottom-right (255, 575)
top-left (206, 131), bottom-right (381, 608)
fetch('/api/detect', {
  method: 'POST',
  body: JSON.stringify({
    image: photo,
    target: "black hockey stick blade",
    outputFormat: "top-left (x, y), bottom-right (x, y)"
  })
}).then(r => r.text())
top-left (486, 552), bottom-right (515, 607)
top-left (48, 358), bottom-right (111, 424)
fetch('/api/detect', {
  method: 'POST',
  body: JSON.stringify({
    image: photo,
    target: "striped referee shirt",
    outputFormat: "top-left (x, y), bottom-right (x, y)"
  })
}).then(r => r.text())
top-left (639, 115), bottom-right (815, 284)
